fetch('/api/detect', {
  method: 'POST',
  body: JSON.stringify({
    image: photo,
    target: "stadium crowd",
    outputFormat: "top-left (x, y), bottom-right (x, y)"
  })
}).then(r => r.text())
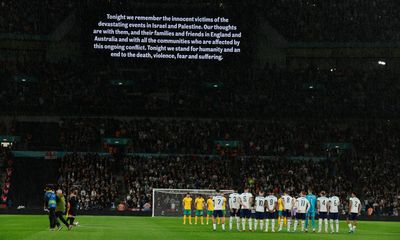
top-left (57, 153), bottom-right (118, 210)
top-left (55, 118), bottom-right (400, 156)
top-left (120, 153), bottom-right (398, 216)
top-left (122, 155), bottom-right (232, 210)
top-left (6, 116), bottom-right (400, 216)
top-left (1, 60), bottom-right (399, 118)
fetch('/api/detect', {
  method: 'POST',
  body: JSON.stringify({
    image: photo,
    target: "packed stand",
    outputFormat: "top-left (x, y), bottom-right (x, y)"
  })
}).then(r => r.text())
top-left (1, 59), bottom-right (399, 118)
top-left (57, 118), bottom-right (400, 157)
top-left (57, 153), bottom-right (118, 210)
top-left (122, 155), bottom-right (232, 210)
top-left (120, 153), bottom-right (399, 216)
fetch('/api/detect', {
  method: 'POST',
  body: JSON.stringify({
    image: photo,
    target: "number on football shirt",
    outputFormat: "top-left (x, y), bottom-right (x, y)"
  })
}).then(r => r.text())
top-left (301, 200), bottom-right (305, 206)
top-left (334, 200), bottom-right (337, 206)
top-left (322, 200), bottom-right (326, 205)
top-left (270, 199), bottom-right (273, 205)
top-left (287, 198), bottom-right (290, 203)
top-left (218, 199), bottom-right (221, 205)
top-left (243, 196), bottom-right (247, 202)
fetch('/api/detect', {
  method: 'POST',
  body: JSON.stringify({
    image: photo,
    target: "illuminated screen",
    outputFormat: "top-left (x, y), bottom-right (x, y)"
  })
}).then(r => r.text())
top-left (85, 3), bottom-right (252, 64)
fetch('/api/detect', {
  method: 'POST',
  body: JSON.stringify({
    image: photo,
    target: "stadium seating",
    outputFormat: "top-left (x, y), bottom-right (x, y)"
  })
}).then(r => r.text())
top-left (1, 0), bottom-right (400, 219)
top-left (1, 61), bottom-right (399, 117)
top-left (58, 153), bottom-right (118, 210)
top-left (49, 152), bottom-right (399, 216)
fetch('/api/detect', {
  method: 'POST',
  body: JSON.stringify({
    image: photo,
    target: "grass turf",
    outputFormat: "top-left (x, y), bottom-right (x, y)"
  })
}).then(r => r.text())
top-left (0, 215), bottom-right (400, 240)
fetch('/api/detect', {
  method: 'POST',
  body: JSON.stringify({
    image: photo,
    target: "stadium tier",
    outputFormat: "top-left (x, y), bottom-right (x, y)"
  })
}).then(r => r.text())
top-left (1, 63), bottom-right (399, 117)
top-left (2, 150), bottom-right (398, 217)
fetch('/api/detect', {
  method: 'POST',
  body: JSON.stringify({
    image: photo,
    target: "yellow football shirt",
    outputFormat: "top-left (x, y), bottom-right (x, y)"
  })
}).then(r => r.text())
top-left (183, 197), bottom-right (192, 210)
top-left (207, 198), bottom-right (214, 211)
top-left (195, 197), bottom-right (205, 210)
top-left (278, 197), bottom-right (283, 211)
top-left (222, 196), bottom-right (227, 210)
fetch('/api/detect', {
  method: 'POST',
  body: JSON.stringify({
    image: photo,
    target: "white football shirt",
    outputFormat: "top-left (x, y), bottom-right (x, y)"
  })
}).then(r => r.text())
top-left (282, 195), bottom-right (293, 210)
top-left (296, 197), bottom-right (310, 213)
top-left (328, 196), bottom-right (340, 213)
top-left (350, 197), bottom-right (361, 213)
top-left (229, 193), bottom-right (241, 209)
top-left (265, 195), bottom-right (278, 211)
top-left (240, 192), bottom-right (253, 209)
top-left (213, 195), bottom-right (225, 210)
top-left (255, 196), bottom-right (265, 212)
top-left (317, 196), bottom-right (329, 212)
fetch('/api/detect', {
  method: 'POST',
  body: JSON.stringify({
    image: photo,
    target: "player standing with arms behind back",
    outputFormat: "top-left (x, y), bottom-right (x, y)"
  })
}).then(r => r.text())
top-left (317, 191), bottom-right (329, 233)
top-left (182, 193), bottom-right (192, 225)
top-left (293, 191), bottom-right (310, 232)
top-left (328, 192), bottom-right (340, 233)
top-left (239, 187), bottom-right (253, 231)
top-left (305, 188), bottom-right (317, 232)
top-left (206, 195), bottom-right (214, 225)
top-left (228, 189), bottom-right (241, 231)
top-left (194, 194), bottom-right (205, 225)
top-left (347, 192), bottom-right (361, 233)
top-left (253, 190), bottom-right (265, 231)
top-left (264, 190), bottom-right (278, 232)
top-left (279, 190), bottom-right (294, 232)
top-left (212, 189), bottom-right (226, 231)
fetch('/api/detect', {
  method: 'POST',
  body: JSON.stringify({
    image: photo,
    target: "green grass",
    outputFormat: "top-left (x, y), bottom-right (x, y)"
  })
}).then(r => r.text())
top-left (0, 215), bottom-right (400, 240)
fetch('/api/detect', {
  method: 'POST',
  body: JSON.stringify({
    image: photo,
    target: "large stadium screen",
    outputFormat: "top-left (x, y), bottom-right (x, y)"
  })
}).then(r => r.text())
top-left (85, 3), bottom-right (252, 64)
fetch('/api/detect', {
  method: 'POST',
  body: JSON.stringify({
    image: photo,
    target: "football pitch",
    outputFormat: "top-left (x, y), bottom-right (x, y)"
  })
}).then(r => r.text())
top-left (1, 215), bottom-right (400, 240)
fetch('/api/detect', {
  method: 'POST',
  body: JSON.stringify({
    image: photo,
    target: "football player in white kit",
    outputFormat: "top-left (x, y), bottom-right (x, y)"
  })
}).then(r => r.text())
top-left (264, 190), bottom-right (278, 232)
top-left (317, 191), bottom-right (329, 233)
top-left (253, 190), bottom-right (265, 231)
top-left (347, 192), bottom-right (361, 233)
top-left (293, 191), bottom-right (310, 232)
top-left (228, 189), bottom-right (241, 231)
top-left (279, 190), bottom-right (294, 232)
top-left (328, 192), bottom-right (340, 233)
top-left (212, 189), bottom-right (226, 231)
top-left (239, 187), bottom-right (253, 231)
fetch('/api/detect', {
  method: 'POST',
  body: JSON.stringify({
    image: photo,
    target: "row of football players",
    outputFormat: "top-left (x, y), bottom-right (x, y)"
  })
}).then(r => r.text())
top-left (211, 187), bottom-right (361, 233)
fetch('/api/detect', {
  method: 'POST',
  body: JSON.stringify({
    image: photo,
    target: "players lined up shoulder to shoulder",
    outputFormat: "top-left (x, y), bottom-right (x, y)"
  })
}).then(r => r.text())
top-left (182, 187), bottom-right (361, 234)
